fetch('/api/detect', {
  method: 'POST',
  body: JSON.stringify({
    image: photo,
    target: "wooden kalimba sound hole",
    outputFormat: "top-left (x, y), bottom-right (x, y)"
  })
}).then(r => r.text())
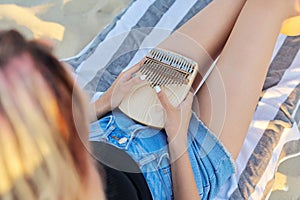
top-left (118, 48), bottom-right (199, 128)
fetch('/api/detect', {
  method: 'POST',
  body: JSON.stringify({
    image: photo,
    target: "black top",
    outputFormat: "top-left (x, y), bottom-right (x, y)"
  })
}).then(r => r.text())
top-left (91, 141), bottom-right (153, 200)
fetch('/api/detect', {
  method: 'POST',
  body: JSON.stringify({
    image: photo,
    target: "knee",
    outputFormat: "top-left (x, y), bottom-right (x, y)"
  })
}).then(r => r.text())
top-left (246, 0), bottom-right (299, 18)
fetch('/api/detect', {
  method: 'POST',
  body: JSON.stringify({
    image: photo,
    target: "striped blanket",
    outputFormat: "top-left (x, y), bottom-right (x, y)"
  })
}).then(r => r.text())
top-left (64, 0), bottom-right (300, 199)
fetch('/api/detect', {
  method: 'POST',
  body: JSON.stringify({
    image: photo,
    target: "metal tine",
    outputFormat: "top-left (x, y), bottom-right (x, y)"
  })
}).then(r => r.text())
top-left (181, 72), bottom-right (188, 86)
top-left (154, 49), bottom-right (160, 60)
top-left (175, 70), bottom-right (183, 85)
top-left (186, 62), bottom-right (192, 73)
top-left (160, 51), bottom-right (165, 62)
top-left (166, 59), bottom-right (175, 84)
top-left (160, 52), bottom-right (164, 63)
top-left (154, 50), bottom-right (159, 62)
top-left (183, 70), bottom-right (189, 83)
top-left (168, 65), bottom-right (176, 85)
top-left (180, 59), bottom-right (185, 71)
top-left (159, 64), bottom-right (169, 86)
top-left (162, 67), bottom-right (171, 86)
top-left (146, 49), bottom-right (198, 87)
top-left (181, 60), bottom-right (186, 71)
top-left (151, 62), bottom-right (162, 85)
top-left (169, 67), bottom-right (177, 85)
top-left (140, 59), bottom-right (150, 73)
top-left (179, 58), bottom-right (184, 71)
top-left (164, 54), bottom-right (170, 65)
top-left (148, 49), bottom-right (153, 59)
top-left (186, 62), bottom-right (191, 74)
top-left (182, 61), bottom-right (191, 84)
top-left (171, 66), bottom-right (180, 85)
top-left (174, 55), bottom-right (180, 68)
top-left (167, 66), bottom-right (175, 85)
top-left (172, 71), bottom-right (177, 85)
top-left (162, 53), bottom-right (167, 64)
top-left (148, 49), bottom-right (154, 59)
top-left (186, 61), bottom-right (190, 72)
top-left (164, 66), bottom-right (173, 85)
top-left (160, 64), bottom-right (170, 86)
top-left (149, 49), bottom-right (157, 59)
top-left (147, 61), bottom-right (158, 83)
top-left (152, 62), bottom-right (161, 83)
top-left (171, 56), bottom-right (177, 69)
top-left (158, 63), bottom-right (167, 85)
top-left (148, 49), bottom-right (164, 85)
top-left (155, 63), bottom-right (167, 86)
top-left (177, 59), bottom-right (188, 84)
top-left (191, 63), bottom-right (195, 73)
top-left (175, 57), bottom-right (180, 70)
top-left (184, 60), bottom-right (189, 72)
top-left (187, 61), bottom-right (193, 73)
top-left (140, 59), bottom-right (151, 75)
top-left (158, 50), bottom-right (164, 61)
top-left (163, 63), bottom-right (173, 85)
top-left (169, 54), bottom-right (175, 67)
top-left (144, 60), bottom-right (155, 78)
top-left (177, 71), bottom-right (184, 85)
top-left (191, 63), bottom-right (196, 73)
top-left (154, 49), bottom-right (158, 56)
top-left (174, 56), bottom-right (179, 68)
top-left (167, 54), bottom-right (172, 65)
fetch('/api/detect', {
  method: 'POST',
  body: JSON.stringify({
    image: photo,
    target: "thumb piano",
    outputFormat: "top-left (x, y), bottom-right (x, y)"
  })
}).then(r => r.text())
top-left (119, 48), bottom-right (204, 128)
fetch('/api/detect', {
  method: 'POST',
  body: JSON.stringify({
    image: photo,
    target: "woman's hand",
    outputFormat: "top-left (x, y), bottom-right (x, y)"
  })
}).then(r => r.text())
top-left (106, 59), bottom-right (146, 110)
top-left (156, 88), bottom-right (200, 200)
top-left (156, 87), bottom-right (194, 145)
top-left (94, 59), bottom-right (145, 118)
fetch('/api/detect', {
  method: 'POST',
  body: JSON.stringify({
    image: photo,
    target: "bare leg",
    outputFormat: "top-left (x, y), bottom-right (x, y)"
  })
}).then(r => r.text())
top-left (158, 0), bottom-right (247, 67)
top-left (197, 0), bottom-right (299, 159)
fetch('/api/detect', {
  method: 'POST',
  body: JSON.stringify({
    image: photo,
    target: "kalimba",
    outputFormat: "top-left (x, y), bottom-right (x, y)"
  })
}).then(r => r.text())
top-left (119, 48), bottom-right (199, 128)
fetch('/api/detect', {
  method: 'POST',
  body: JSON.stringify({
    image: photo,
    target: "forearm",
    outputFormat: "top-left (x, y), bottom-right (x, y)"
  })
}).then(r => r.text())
top-left (92, 92), bottom-right (112, 120)
top-left (90, 61), bottom-right (144, 122)
top-left (168, 136), bottom-right (200, 200)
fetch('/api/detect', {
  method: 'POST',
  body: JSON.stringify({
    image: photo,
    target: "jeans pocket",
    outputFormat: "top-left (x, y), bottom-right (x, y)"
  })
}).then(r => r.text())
top-left (89, 114), bottom-right (115, 141)
top-left (158, 165), bottom-right (173, 199)
top-left (157, 152), bottom-right (173, 199)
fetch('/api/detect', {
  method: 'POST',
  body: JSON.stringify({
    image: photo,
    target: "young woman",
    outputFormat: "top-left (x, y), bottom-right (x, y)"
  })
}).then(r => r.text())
top-left (91, 0), bottom-right (300, 199)
top-left (0, 0), bottom-right (299, 200)
top-left (0, 30), bottom-right (105, 200)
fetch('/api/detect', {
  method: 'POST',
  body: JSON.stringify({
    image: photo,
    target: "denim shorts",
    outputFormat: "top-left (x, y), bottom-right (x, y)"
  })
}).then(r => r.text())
top-left (89, 109), bottom-right (235, 200)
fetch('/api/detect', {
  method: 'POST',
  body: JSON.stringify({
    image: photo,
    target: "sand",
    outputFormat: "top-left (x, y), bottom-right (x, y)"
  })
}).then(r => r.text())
top-left (0, 0), bottom-right (299, 199)
top-left (0, 0), bottom-right (130, 58)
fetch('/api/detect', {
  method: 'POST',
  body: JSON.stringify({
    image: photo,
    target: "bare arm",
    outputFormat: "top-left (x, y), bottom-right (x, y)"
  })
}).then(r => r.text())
top-left (93, 92), bottom-right (112, 119)
top-left (91, 59), bottom-right (145, 120)
top-left (168, 138), bottom-right (200, 200)
top-left (157, 90), bottom-right (200, 200)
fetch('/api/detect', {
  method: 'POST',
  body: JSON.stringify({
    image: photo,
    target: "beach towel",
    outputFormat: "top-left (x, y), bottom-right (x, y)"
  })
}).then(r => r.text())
top-left (63, 0), bottom-right (300, 199)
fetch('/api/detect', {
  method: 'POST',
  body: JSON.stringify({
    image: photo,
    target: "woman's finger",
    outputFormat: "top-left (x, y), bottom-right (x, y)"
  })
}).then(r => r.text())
top-left (123, 58), bottom-right (146, 80)
top-left (156, 87), bottom-right (172, 110)
top-left (126, 75), bottom-right (145, 87)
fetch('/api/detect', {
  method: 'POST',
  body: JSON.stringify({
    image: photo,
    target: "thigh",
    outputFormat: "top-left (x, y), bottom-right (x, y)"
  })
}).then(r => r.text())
top-left (196, 0), bottom-right (292, 160)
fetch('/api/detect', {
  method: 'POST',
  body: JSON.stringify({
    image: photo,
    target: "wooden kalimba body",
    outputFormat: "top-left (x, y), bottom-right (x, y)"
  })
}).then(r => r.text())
top-left (119, 48), bottom-right (199, 128)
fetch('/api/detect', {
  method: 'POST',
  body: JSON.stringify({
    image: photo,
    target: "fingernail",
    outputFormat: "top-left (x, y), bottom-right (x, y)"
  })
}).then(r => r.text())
top-left (154, 85), bottom-right (161, 93)
top-left (140, 75), bottom-right (147, 81)
top-left (132, 73), bottom-right (136, 78)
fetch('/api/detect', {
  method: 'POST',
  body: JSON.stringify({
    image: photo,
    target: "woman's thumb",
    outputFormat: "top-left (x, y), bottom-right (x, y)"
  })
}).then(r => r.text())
top-left (181, 92), bottom-right (194, 108)
top-left (155, 86), bottom-right (171, 110)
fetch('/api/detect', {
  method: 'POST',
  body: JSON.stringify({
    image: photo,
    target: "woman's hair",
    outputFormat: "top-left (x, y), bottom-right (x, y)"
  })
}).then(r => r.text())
top-left (0, 30), bottom-right (91, 199)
